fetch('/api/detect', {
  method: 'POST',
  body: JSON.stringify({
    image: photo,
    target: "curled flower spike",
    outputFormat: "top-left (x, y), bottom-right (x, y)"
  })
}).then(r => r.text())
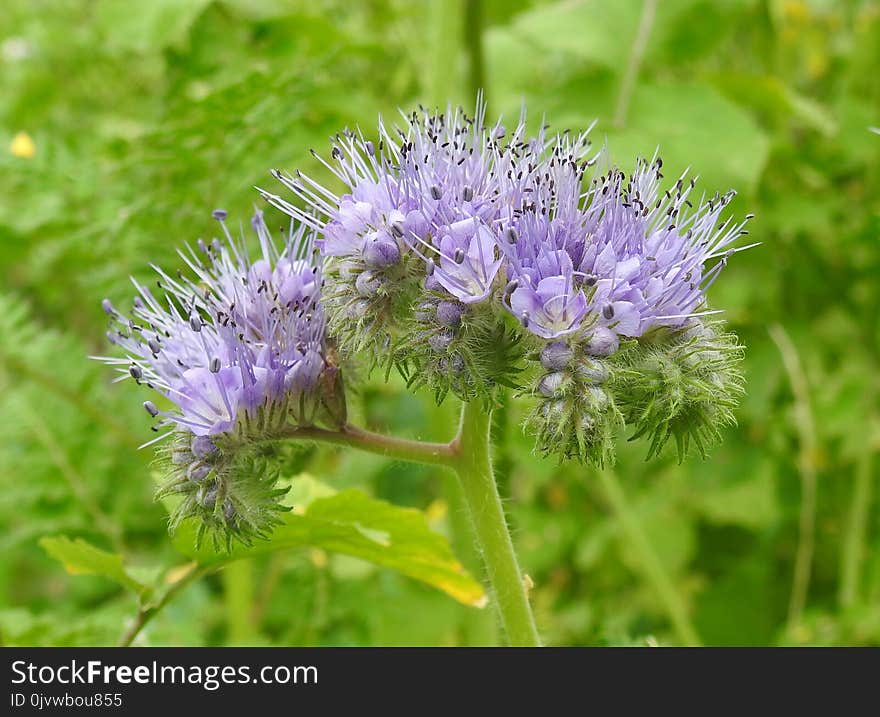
top-left (576, 157), bottom-right (757, 339)
top-left (612, 320), bottom-right (745, 461)
top-left (502, 155), bottom-right (755, 344)
top-left (96, 210), bottom-right (342, 547)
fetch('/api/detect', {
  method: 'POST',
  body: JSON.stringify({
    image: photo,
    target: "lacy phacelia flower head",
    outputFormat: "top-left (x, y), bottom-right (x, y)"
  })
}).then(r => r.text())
top-left (502, 156), bottom-right (755, 344)
top-left (262, 100), bottom-right (749, 463)
top-left (577, 158), bottom-right (756, 339)
top-left (98, 210), bottom-right (342, 547)
top-left (265, 104), bottom-right (515, 273)
top-left (260, 102), bottom-right (543, 358)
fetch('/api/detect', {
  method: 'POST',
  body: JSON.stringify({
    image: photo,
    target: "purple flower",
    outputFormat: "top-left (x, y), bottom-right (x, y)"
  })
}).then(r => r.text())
top-left (97, 210), bottom-right (328, 442)
top-left (432, 218), bottom-right (503, 303)
top-left (578, 158), bottom-right (754, 338)
top-left (507, 246), bottom-right (590, 339)
top-left (262, 100), bottom-right (749, 361)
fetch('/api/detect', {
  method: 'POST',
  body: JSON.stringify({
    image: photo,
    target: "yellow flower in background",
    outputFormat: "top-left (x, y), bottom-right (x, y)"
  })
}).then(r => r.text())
top-left (10, 131), bottom-right (36, 158)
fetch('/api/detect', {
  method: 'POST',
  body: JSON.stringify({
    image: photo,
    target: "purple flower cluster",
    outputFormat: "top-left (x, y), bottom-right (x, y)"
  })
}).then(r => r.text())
top-left (98, 210), bottom-right (328, 445)
top-left (264, 103), bottom-right (751, 356)
top-left (503, 156), bottom-right (755, 343)
top-left (263, 103), bottom-right (572, 306)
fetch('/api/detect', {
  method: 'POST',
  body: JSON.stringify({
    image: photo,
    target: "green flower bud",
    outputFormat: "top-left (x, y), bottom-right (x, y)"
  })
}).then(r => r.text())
top-left (613, 321), bottom-right (744, 461)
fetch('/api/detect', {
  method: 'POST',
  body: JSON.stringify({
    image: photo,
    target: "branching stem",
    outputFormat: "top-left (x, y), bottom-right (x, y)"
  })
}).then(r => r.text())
top-left (122, 412), bottom-right (540, 647)
top-left (279, 423), bottom-right (458, 467)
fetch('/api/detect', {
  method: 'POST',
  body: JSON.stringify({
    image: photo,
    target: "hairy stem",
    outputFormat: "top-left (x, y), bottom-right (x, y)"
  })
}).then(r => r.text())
top-left (119, 564), bottom-right (213, 647)
top-left (122, 413), bottom-right (533, 646)
top-left (451, 401), bottom-right (541, 646)
top-left (598, 468), bottom-right (701, 646)
top-left (281, 423), bottom-right (458, 467)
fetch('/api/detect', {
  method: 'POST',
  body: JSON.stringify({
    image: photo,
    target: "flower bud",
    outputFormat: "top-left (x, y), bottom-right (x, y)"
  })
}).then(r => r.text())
top-left (540, 341), bottom-right (572, 370)
top-left (191, 435), bottom-right (217, 459)
top-left (538, 371), bottom-right (566, 397)
top-left (345, 299), bottom-right (372, 320)
top-left (436, 301), bottom-right (464, 327)
top-left (541, 399), bottom-right (567, 421)
top-left (187, 463), bottom-right (212, 483)
top-left (414, 302), bottom-right (435, 323)
top-left (576, 357), bottom-right (609, 384)
top-left (587, 385), bottom-right (608, 411)
top-left (171, 448), bottom-right (192, 465)
top-left (583, 327), bottom-right (618, 357)
top-left (355, 270), bottom-right (385, 297)
top-left (363, 238), bottom-right (400, 267)
top-left (199, 484), bottom-right (218, 510)
top-left (429, 330), bottom-right (454, 353)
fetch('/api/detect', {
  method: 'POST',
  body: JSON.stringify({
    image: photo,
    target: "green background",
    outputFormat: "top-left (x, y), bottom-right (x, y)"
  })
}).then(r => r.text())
top-left (1, 0), bottom-right (879, 646)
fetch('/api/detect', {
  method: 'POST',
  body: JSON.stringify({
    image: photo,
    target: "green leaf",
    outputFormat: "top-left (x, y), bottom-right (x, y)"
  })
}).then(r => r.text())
top-left (170, 478), bottom-right (487, 607)
top-left (39, 536), bottom-right (146, 595)
top-left (503, 0), bottom-right (642, 70)
top-left (96, 0), bottom-right (213, 53)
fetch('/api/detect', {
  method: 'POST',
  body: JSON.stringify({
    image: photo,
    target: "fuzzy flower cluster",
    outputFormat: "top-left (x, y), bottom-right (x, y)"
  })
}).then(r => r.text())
top-left (101, 101), bottom-right (750, 549)
top-left (264, 106), bottom-right (752, 347)
top-left (263, 102), bottom-right (750, 463)
top-left (98, 210), bottom-right (339, 546)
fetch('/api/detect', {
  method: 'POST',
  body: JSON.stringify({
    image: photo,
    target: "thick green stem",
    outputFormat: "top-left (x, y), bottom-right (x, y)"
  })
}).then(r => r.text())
top-left (598, 468), bottom-right (701, 647)
top-left (452, 401), bottom-right (541, 646)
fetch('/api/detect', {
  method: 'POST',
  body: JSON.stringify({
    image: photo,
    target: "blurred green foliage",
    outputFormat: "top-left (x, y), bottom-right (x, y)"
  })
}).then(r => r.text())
top-left (1, 0), bottom-right (879, 646)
